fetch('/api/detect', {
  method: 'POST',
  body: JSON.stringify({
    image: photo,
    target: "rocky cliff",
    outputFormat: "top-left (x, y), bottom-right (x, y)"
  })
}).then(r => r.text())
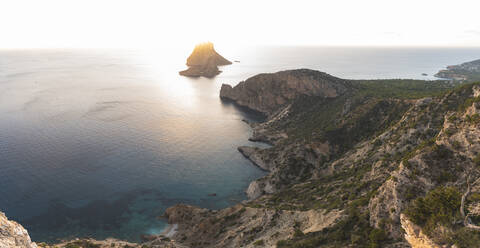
top-left (220, 69), bottom-right (351, 115)
top-left (179, 42), bottom-right (232, 78)
top-left (0, 212), bottom-right (183, 248)
top-left (164, 72), bottom-right (478, 247)
top-left (0, 211), bottom-right (37, 248)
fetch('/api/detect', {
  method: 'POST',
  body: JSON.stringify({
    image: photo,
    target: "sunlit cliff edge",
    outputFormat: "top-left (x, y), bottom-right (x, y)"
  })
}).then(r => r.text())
top-left (179, 42), bottom-right (232, 78)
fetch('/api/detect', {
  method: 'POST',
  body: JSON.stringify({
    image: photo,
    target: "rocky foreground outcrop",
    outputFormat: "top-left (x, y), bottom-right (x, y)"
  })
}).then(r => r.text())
top-left (179, 42), bottom-right (232, 78)
top-left (0, 211), bottom-right (184, 248)
top-left (220, 69), bottom-right (351, 115)
top-left (0, 212), bottom-right (37, 248)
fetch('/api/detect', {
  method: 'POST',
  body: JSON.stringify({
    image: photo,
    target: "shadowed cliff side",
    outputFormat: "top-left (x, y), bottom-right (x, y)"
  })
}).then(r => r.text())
top-left (220, 69), bottom-right (352, 115)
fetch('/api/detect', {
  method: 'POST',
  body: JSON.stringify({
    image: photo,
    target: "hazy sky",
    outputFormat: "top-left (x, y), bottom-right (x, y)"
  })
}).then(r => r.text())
top-left (1, 0), bottom-right (479, 48)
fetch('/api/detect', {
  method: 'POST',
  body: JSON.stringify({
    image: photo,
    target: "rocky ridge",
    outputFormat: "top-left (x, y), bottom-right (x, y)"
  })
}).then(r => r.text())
top-left (220, 69), bottom-right (351, 115)
top-left (165, 71), bottom-right (480, 247)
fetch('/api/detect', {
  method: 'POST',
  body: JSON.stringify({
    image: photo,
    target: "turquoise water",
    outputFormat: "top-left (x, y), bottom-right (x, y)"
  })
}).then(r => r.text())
top-left (1, 46), bottom-right (480, 243)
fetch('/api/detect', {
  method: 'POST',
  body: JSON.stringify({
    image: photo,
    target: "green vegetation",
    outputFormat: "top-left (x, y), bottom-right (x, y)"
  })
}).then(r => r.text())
top-left (355, 79), bottom-right (454, 99)
top-left (253, 239), bottom-right (265, 246)
top-left (404, 186), bottom-right (461, 234)
top-left (435, 60), bottom-right (480, 82)
top-left (474, 154), bottom-right (480, 167)
top-left (403, 186), bottom-right (480, 247)
top-left (226, 81), bottom-right (480, 248)
top-left (270, 79), bottom-right (457, 158)
top-left (452, 228), bottom-right (480, 248)
top-left (63, 241), bottom-right (100, 248)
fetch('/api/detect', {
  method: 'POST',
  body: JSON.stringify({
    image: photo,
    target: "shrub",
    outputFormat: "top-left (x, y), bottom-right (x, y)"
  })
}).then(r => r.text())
top-left (448, 115), bottom-right (457, 122)
top-left (453, 227), bottom-right (480, 248)
top-left (369, 228), bottom-right (387, 248)
top-left (474, 154), bottom-right (480, 166)
top-left (404, 186), bottom-right (461, 237)
top-left (253, 240), bottom-right (265, 246)
top-left (293, 229), bottom-right (304, 238)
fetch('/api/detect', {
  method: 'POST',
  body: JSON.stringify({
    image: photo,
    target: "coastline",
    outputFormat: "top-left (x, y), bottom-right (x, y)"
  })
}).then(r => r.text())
top-left (3, 50), bottom-right (480, 247)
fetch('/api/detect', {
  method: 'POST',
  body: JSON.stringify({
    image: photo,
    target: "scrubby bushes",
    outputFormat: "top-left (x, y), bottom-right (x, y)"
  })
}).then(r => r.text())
top-left (404, 186), bottom-right (469, 245)
top-left (474, 154), bottom-right (480, 167)
top-left (404, 187), bottom-right (461, 232)
top-left (252, 239), bottom-right (265, 246)
top-left (63, 240), bottom-right (101, 248)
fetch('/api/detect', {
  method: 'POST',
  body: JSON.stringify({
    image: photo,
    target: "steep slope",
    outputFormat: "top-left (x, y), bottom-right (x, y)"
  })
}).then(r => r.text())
top-left (265, 83), bottom-right (480, 248)
top-left (162, 71), bottom-right (463, 248)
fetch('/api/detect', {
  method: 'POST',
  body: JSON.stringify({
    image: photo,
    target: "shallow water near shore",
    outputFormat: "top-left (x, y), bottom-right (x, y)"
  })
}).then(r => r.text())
top-left (0, 46), bottom-right (480, 243)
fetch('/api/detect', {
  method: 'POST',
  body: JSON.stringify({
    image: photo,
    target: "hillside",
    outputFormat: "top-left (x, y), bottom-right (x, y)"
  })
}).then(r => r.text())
top-left (165, 71), bottom-right (480, 248)
top-left (4, 69), bottom-right (480, 248)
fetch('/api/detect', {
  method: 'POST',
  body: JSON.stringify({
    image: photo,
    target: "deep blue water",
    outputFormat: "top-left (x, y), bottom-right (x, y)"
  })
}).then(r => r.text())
top-left (0, 46), bottom-right (480, 243)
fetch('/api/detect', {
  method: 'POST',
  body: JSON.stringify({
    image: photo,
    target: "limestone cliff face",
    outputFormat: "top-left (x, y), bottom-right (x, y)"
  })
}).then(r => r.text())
top-left (220, 69), bottom-right (351, 115)
top-left (179, 42), bottom-right (231, 78)
top-left (0, 211), bottom-right (37, 248)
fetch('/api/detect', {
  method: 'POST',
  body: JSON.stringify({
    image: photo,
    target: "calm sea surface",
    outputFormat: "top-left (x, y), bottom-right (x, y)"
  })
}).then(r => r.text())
top-left (1, 46), bottom-right (479, 243)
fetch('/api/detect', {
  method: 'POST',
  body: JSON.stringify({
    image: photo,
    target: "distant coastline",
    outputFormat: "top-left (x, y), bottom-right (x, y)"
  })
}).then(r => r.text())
top-left (434, 59), bottom-right (480, 82)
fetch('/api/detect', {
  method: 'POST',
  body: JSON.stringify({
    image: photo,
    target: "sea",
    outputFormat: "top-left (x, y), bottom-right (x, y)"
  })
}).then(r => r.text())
top-left (0, 46), bottom-right (479, 243)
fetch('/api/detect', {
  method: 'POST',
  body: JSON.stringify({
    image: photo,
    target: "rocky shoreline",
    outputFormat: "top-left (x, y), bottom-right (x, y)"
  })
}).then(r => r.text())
top-left (4, 67), bottom-right (480, 247)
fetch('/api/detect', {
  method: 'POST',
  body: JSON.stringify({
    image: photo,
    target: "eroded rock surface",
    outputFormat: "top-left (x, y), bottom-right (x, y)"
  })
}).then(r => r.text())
top-left (164, 204), bottom-right (341, 248)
